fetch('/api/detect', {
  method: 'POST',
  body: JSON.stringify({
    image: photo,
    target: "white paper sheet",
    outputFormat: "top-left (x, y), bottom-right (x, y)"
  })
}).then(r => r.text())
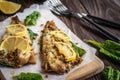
top-left (0, 4), bottom-right (96, 80)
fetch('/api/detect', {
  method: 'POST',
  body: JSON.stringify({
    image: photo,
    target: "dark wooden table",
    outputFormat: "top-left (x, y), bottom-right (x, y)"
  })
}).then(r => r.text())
top-left (0, 0), bottom-right (120, 80)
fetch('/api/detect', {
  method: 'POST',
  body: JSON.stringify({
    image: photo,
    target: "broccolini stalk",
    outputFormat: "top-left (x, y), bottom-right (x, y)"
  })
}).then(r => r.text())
top-left (70, 41), bottom-right (86, 57)
top-left (24, 11), bottom-right (41, 26)
top-left (88, 40), bottom-right (120, 62)
top-left (13, 72), bottom-right (44, 80)
top-left (27, 28), bottom-right (38, 43)
top-left (103, 66), bottom-right (120, 80)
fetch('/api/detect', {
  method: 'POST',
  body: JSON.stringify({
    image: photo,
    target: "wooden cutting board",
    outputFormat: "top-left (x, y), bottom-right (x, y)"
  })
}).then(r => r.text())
top-left (66, 56), bottom-right (104, 80)
top-left (0, 56), bottom-right (104, 80)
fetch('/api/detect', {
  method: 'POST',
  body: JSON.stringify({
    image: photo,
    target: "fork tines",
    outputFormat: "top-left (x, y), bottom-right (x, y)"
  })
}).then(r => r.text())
top-left (46, 0), bottom-right (68, 15)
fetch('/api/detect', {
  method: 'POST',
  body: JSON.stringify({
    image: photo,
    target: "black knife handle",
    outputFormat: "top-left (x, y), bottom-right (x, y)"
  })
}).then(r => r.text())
top-left (82, 16), bottom-right (120, 43)
top-left (87, 14), bottom-right (120, 29)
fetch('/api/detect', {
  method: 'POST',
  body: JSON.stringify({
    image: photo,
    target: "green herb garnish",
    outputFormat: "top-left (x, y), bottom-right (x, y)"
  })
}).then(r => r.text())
top-left (39, 40), bottom-right (42, 52)
top-left (24, 11), bottom-right (41, 26)
top-left (0, 62), bottom-right (11, 67)
top-left (103, 66), bottom-right (120, 80)
top-left (13, 72), bottom-right (43, 80)
top-left (27, 28), bottom-right (38, 43)
top-left (70, 41), bottom-right (86, 57)
top-left (88, 40), bottom-right (120, 62)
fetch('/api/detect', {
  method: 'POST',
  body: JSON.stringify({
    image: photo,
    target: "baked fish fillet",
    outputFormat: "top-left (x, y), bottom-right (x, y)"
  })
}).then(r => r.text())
top-left (41, 21), bottom-right (83, 74)
top-left (0, 16), bottom-right (36, 68)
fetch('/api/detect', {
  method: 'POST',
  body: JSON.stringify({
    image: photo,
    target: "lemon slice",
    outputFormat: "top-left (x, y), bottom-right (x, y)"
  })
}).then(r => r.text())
top-left (50, 31), bottom-right (70, 42)
top-left (0, 0), bottom-right (5, 2)
top-left (6, 24), bottom-right (27, 37)
top-left (55, 42), bottom-right (76, 62)
top-left (1, 36), bottom-right (29, 53)
top-left (0, 0), bottom-right (6, 2)
top-left (0, 1), bottom-right (21, 14)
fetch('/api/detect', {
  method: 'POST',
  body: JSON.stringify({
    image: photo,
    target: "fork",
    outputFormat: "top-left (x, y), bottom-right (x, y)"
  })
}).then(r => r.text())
top-left (45, 0), bottom-right (120, 42)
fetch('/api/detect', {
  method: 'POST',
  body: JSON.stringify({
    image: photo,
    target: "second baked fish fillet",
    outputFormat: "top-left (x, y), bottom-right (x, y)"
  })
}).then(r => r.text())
top-left (41, 21), bottom-right (84, 74)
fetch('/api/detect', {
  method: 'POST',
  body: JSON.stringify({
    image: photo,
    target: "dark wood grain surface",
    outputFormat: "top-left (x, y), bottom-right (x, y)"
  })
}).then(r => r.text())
top-left (0, 0), bottom-right (120, 80)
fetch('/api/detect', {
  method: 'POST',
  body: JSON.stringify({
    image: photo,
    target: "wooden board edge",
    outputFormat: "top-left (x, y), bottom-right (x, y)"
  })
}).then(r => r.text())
top-left (66, 56), bottom-right (104, 80)
top-left (0, 57), bottom-right (104, 80)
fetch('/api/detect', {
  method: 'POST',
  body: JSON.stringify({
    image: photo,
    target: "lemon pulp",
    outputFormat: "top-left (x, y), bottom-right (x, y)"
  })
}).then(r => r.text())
top-left (6, 24), bottom-right (27, 37)
top-left (1, 36), bottom-right (30, 53)
top-left (0, 1), bottom-right (21, 14)
top-left (55, 42), bottom-right (76, 62)
top-left (50, 31), bottom-right (70, 42)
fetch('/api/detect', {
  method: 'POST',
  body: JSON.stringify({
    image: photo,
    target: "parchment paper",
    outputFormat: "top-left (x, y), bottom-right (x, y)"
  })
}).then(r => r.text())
top-left (0, 4), bottom-right (96, 80)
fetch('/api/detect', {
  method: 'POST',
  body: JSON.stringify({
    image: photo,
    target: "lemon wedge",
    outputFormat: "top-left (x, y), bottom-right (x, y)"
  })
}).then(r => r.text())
top-left (1, 36), bottom-right (29, 53)
top-left (0, 0), bottom-right (5, 2)
top-left (6, 24), bottom-right (27, 37)
top-left (55, 42), bottom-right (76, 62)
top-left (0, 1), bottom-right (21, 14)
top-left (50, 31), bottom-right (70, 42)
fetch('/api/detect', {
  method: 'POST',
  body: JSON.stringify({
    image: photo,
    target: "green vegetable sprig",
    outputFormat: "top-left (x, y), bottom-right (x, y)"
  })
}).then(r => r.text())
top-left (70, 41), bottom-right (86, 57)
top-left (24, 11), bottom-right (41, 26)
top-left (0, 62), bottom-right (11, 67)
top-left (88, 40), bottom-right (120, 62)
top-left (27, 28), bottom-right (38, 43)
top-left (39, 40), bottom-right (42, 52)
top-left (13, 72), bottom-right (44, 80)
top-left (103, 66), bottom-right (120, 80)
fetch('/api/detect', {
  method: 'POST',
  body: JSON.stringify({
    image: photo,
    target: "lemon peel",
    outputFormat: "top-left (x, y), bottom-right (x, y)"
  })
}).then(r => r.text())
top-left (0, 1), bottom-right (21, 14)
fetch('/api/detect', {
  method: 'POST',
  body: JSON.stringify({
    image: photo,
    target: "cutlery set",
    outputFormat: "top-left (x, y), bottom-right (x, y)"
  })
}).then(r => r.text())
top-left (46, 0), bottom-right (120, 42)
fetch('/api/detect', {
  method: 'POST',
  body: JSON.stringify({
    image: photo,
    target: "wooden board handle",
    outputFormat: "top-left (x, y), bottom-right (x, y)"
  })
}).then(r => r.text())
top-left (66, 57), bottom-right (104, 80)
